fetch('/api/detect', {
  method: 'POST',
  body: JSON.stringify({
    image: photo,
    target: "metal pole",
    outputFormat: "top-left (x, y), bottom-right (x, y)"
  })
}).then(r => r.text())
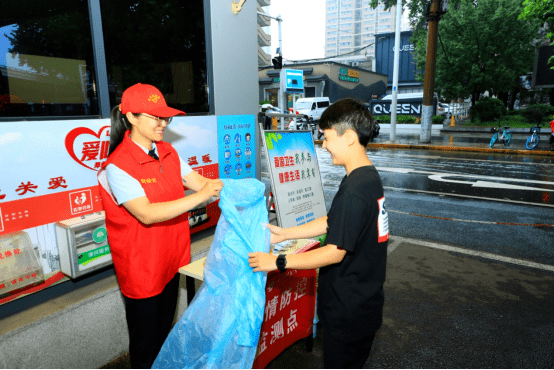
top-left (420, 0), bottom-right (440, 143)
top-left (390, 0), bottom-right (403, 143)
top-left (277, 15), bottom-right (286, 130)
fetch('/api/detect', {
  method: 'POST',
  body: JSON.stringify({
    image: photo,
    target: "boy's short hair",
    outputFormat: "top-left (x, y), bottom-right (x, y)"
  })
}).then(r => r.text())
top-left (319, 98), bottom-right (374, 147)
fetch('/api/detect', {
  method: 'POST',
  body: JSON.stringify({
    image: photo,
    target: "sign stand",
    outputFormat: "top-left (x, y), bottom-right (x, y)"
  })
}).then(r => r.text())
top-left (260, 129), bottom-right (326, 229)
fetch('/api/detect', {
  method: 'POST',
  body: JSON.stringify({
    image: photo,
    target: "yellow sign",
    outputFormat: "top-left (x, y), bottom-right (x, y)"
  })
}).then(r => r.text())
top-left (347, 70), bottom-right (359, 78)
top-left (232, 0), bottom-right (246, 14)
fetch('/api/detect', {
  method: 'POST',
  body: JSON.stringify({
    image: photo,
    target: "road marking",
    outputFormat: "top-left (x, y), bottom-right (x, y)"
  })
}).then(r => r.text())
top-left (388, 209), bottom-right (554, 227)
top-left (389, 236), bottom-right (554, 273)
top-left (384, 186), bottom-right (554, 208)
top-left (379, 153), bottom-right (554, 167)
top-left (378, 167), bottom-right (554, 192)
top-left (387, 238), bottom-right (400, 254)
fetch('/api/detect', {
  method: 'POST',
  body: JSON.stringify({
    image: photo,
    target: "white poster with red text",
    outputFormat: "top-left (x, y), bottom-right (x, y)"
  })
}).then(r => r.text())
top-left (0, 116), bottom-right (220, 236)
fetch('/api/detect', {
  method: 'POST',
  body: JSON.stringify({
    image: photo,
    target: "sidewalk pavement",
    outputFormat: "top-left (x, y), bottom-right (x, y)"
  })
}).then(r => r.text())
top-left (313, 122), bottom-right (554, 156)
top-left (101, 235), bottom-right (554, 369)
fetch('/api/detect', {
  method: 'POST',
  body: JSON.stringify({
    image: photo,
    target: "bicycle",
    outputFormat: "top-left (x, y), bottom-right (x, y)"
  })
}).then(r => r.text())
top-left (525, 123), bottom-right (542, 150)
top-left (490, 126), bottom-right (512, 147)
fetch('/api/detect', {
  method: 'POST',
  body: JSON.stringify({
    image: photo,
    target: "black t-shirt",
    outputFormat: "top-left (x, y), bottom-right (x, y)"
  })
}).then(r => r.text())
top-left (318, 165), bottom-right (389, 341)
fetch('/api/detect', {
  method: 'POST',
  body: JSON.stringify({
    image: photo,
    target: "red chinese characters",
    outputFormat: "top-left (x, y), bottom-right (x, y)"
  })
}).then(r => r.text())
top-left (188, 156), bottom-right (199, 166)
top-left (16, 181), bottom-right (38, 196)
top-left (277, 170), bottom-right (300, 184)
top-left (273, 156), bottom-right (294, 169)
top-left (81, 140), bottom-right (109, 168)
top-left (48, 176), bottom-right (68, 190)
top-left (202, 154), bottom-right (212, 163)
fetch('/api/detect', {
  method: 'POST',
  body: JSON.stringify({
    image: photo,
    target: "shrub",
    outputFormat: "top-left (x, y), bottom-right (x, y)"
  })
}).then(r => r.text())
top-left (525, 103), bottom-right (554, 118)
top-left (374, 115), bottom-right (418, 123)
top-left (506, 110), bottom-right (521, 116)
top-left (432, 115), bottom-right (445, 125)
top-left (521, 108), bottom-right (544, 124)
top-left (470, 97), bottom-right (505, 122)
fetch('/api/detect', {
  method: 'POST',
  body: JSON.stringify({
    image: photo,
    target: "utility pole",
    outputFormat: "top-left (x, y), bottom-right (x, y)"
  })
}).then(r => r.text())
top-left (420, 0), bottom-right (444, 143)
top-left (259, 11), bottom-right (285, 129)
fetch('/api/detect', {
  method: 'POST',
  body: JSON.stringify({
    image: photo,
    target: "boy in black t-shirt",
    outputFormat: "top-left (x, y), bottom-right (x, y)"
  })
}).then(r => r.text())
top-left (249, 98), bottom-right (389, 368)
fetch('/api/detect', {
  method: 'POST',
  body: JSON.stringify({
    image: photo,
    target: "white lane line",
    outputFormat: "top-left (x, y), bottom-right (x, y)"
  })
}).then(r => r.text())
top-left (388, 210), bottom-right (554, 227)
top-left (390, 236), bottom-right (554, 273)
top-left (383, 186), bottom-right (554, 208)
top-left (387, 237), bottom-right (401, 254)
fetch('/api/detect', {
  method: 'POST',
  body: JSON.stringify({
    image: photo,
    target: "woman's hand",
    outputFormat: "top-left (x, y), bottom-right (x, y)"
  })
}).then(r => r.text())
top-left (248, 252), bottom-right (277, 272)
top-left (267, 223), bottom-right (288, 244)
top-left (199, 179), bottom-right (223, 201)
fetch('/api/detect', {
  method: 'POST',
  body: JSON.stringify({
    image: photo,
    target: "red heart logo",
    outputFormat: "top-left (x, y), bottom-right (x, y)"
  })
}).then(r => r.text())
top-left (65, 125), bottom-right (110, 171)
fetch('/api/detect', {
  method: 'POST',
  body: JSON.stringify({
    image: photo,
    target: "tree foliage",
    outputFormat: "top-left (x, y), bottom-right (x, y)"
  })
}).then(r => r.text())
top-left (519, 0), bottom-right (554, 42)
top-left (410, 0), bottom-right (540, 102)
top-left (367, 0), bottom-right (464, 31)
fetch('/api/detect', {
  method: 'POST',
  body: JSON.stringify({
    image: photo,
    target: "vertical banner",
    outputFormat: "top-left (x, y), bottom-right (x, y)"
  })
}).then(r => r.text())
top-left (217, 115), bottom-right (256, 179)
top-left (252, 239), bottom-right (319, 369)
top-left (261, 130), bottom-right (327, 229)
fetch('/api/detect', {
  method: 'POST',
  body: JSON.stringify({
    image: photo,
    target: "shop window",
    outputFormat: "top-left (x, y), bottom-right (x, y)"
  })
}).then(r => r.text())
top-left (100, 0), bottom-right (209, 114)
top-left (304, 87), bottom-right (315, 98)
top-left (0, 0), bottom-right (99, 118)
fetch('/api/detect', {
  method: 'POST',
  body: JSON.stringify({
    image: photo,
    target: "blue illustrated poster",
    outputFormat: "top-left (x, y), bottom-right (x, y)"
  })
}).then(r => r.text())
top-left (218, 115), bottom-right (256, 179)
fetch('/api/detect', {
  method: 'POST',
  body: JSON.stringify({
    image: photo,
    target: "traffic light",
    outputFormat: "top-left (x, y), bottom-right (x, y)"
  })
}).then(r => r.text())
top-left (272, 55), bottom-right (282, 70)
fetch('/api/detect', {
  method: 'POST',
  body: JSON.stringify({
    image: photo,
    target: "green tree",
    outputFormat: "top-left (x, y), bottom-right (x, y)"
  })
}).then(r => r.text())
top-left (411, 0), bottom-right (540, 105)
top-left (519, 0), bottom-right (554, 70)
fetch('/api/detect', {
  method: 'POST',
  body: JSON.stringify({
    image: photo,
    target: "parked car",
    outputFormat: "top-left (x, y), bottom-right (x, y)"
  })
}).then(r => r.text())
top-left (437, 102), bottom-right (450, 116)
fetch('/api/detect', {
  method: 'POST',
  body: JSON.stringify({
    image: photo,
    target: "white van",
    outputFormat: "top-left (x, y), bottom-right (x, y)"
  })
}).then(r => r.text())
top-left (295, 97), bottom-right (330, 121)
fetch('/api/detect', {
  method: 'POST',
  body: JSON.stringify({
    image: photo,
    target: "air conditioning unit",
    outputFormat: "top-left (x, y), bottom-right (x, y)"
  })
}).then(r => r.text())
top-left (351, 62), bottom-right (360, 67)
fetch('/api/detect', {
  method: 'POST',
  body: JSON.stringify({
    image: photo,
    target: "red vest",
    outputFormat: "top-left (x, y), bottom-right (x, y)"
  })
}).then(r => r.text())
top-left (98, 132), bottom-right (190, 298)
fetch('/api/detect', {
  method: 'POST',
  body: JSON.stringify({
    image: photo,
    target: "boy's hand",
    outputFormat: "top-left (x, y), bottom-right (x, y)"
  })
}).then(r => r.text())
top-left (248, 252), bottom-right (277, 272)
top-left (267, 223), bottom-right (287, 244)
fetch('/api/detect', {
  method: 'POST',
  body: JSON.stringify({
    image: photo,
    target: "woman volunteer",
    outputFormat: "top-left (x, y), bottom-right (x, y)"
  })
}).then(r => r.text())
top-left (97, 83), bottom-right (223, 368)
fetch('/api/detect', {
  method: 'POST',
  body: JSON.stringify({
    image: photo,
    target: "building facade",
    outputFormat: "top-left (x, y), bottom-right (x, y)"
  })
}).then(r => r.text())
top-left (374, 30), bottom-right (423, 95)
top-left (258, 0), bottom-right (272, 66)
top-left (325, 0), bottom-right (402, 60)
top-left (259, 62), bottom-right (387, 108)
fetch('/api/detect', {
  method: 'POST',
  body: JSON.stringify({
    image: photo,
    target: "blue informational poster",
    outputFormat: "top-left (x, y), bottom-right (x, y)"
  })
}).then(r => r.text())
top-left (217, 115), bottom-right (256, 180)
top-left (262, 130), bottom-right (326, 229)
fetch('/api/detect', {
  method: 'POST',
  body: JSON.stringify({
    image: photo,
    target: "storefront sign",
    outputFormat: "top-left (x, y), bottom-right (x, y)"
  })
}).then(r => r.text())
top-left (338, 67), bottom-right (360, 83)
top-left (262, 131), bottom-right (326, 229)
top-left (217, 115), bottom-right (256, 179)
top-left (369, 98), bottom-right (436, 117)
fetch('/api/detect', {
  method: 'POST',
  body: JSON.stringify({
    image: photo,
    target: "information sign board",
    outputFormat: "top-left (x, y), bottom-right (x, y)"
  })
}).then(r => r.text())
top-left (261, 130), bottom-right (326, 229)
top-left (280, 69), bottom-right (304, 94)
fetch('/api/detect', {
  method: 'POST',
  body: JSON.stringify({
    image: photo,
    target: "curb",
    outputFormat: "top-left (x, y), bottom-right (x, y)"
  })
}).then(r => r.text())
top-left (313, 140), bottom-right (554, 156)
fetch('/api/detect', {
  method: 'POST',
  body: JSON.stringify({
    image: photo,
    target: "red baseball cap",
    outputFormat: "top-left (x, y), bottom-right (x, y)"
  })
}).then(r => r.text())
top-left (120, 83), bottom-right (186, 117)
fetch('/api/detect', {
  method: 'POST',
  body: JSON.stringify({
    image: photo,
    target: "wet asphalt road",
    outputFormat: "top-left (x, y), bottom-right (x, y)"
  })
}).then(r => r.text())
top-left (260, 134), bottom-right (554, 368)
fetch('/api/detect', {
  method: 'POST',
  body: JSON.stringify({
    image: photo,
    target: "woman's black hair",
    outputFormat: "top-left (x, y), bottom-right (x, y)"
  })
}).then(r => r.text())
top-left (319, 98), bottom-right (374, 146)
top-left (108, 106), bottom-right (138, 156)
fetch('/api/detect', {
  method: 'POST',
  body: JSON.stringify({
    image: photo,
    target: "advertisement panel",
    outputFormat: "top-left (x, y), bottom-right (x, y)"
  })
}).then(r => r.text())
top-left (0, 116), bottom-right (221, 303)
top-left (261, 130), bottom-right (326, 229)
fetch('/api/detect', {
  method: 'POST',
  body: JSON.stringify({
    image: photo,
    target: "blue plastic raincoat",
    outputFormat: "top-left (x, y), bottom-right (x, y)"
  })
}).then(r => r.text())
top-left (152, 178), bottom-right (270, 369)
